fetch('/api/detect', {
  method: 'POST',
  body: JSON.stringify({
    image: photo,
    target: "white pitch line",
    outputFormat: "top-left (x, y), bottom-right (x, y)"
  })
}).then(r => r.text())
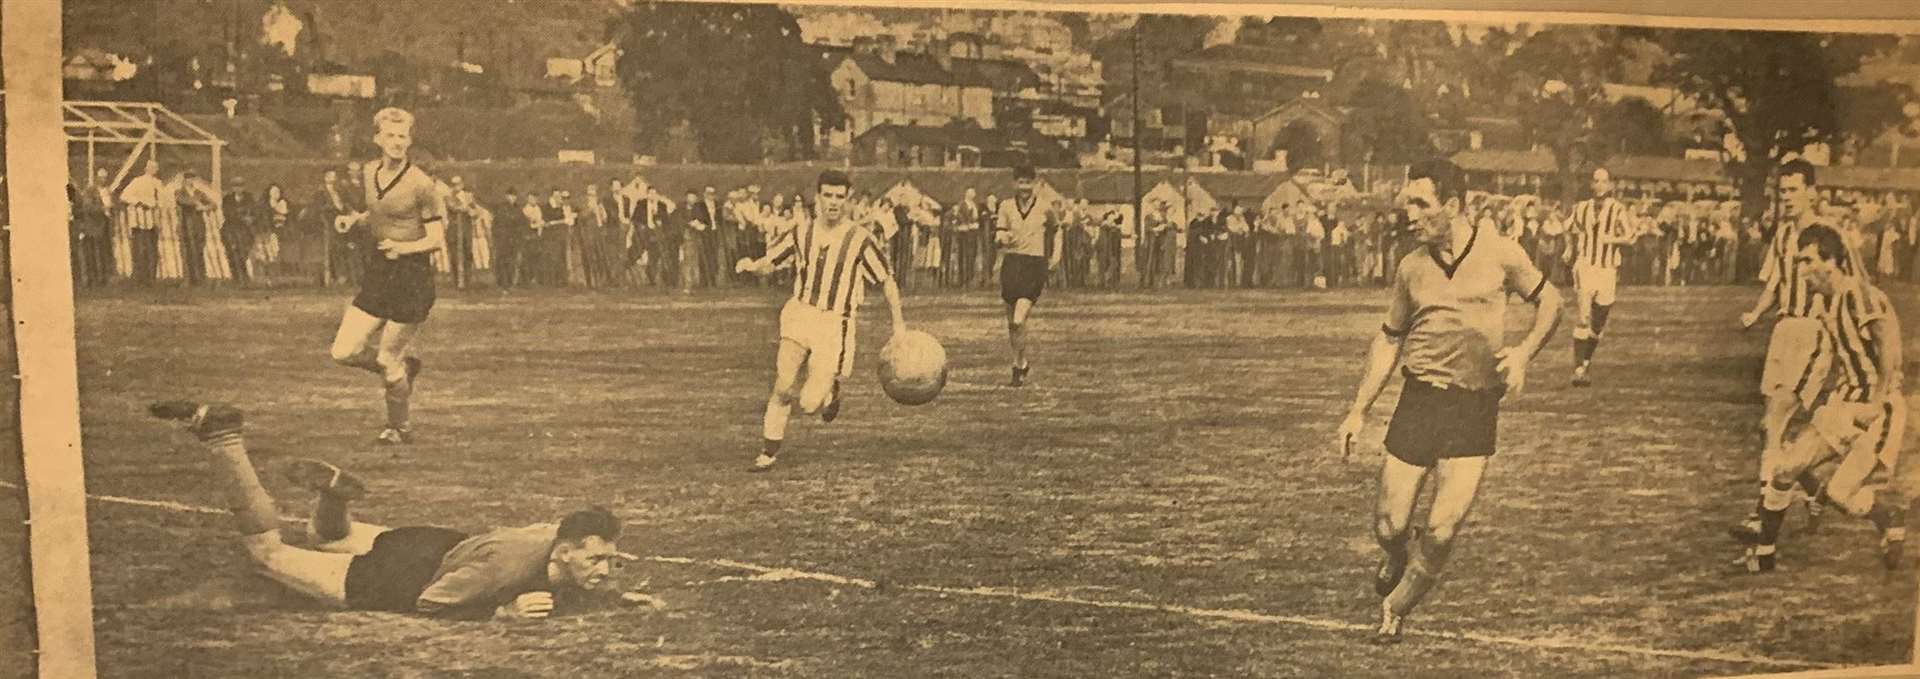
top-left (0, 482), bottom-right (1848, 671)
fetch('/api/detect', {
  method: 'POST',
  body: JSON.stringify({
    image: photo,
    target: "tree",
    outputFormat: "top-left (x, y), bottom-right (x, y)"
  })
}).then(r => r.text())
top-left (1341, 78), bottom-right (1433, 166)
top-left (1655, 30), bottom-right (1900, 216)
top-left (1593, 96), bottom-right (1676, 157)
top-left (1507, 27), bottom-right (1617, 199)
top-left (608, 2), bottom-right (842, 163)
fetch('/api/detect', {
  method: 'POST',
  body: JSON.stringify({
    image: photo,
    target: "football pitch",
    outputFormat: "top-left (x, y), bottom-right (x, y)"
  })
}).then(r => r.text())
top-left (26, 283), bottom-right (1920, 677)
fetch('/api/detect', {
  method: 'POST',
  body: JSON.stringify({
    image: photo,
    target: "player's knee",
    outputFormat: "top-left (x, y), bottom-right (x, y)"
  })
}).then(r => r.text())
top-left (328, 343), bottom-right (362, 365)
top-left (1830, 488), bottom-right (1874, 517)
top-left (241, 532), bottom-right (289, 568)
top-left (1372, 513), bottom-right (1406, 542)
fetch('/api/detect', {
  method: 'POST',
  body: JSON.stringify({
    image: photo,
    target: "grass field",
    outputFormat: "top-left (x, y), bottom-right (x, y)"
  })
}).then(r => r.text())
top-left (23, 282), bottom-right (1920, 677)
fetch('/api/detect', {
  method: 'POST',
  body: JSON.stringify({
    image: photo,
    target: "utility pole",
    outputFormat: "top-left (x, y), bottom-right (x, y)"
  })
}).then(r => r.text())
top-left (1132, 18), bottom-right (1144, 288)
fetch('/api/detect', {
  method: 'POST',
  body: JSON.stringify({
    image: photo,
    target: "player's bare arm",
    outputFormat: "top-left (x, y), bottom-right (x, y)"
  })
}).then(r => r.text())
top-left (1339, 330), bottom-right (1405, 459)
top-left (1496, 283), bottom-right (1562, 397)
top-left (1742, 243), bottom-right (1783, 327)
top-left (881, 276), bottom-right (908, 337)
top-left (379, 219), bottom-right (445, 259)
top-left (1870, 311), bottom-right (1903, 397)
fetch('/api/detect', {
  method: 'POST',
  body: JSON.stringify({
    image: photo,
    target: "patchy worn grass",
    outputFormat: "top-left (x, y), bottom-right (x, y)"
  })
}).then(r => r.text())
top-left (37, 283), bottom-right (1920, 677)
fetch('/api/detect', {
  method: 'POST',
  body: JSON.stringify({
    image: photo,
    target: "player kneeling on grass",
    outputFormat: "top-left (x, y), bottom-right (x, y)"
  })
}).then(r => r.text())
top-left (736, 169), bottom-right (909, 472)
top-left (147, 400), bottom-right (663, 618)
top-left (1730, 223), bottom-right (1911, 574)
top-left (1336, 158), bottom-right (1561, 644)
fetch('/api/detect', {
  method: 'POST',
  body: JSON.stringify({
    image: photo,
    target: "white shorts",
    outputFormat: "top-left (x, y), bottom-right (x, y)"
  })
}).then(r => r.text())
top-left (780, 299), bottom-right (856, 380)
top-left (1573, 264), bottom-right (1618, 307)
top-left (1810, 398), bottom-right (1907, 508)
top-left (1761, 316), bottom-right (1830, 407)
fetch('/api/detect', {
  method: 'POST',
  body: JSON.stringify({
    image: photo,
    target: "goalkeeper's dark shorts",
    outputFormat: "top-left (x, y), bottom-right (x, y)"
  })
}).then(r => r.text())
top-left (343, 526), bottom-right (470, 612)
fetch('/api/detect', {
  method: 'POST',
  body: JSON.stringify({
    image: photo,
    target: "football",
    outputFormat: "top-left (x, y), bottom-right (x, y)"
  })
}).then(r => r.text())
top-left (878, 330), bottom-right (948, 406)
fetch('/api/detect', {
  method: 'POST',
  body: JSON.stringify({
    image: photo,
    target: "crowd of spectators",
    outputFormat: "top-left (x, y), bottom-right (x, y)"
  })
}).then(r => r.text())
top-left (60, 161), bottom-right (1920, 293)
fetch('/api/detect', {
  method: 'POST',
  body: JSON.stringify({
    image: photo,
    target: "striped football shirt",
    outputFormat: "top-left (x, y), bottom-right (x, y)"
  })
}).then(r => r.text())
top-left (1570, 196), bottom-right (1629, 269)
top-left (1759, 219), bottom-right (1824, 319)
top-left (1825, 280), bottom-right (1897, 404)
top-left (765, 215), bottom-right (892, 318)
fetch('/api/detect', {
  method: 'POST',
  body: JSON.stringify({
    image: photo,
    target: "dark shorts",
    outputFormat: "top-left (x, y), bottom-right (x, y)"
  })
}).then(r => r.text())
top-left (1383, 373), bottom-right (1503, 468)
top-left (353, 253), bottom-right (436, 324)
top-left (1000, 253), bottom-right (1048, 304)
top-left (342, 526), bottom-right (469, 612)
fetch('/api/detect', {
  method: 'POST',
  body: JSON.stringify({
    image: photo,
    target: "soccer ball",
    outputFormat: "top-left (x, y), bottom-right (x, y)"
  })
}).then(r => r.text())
top-left (878, 330), bottom-right (947, 406)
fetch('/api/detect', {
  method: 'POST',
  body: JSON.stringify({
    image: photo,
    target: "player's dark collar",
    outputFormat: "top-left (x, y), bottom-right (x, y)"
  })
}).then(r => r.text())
top-left (375, 159), bottom-right (411, 201)
top-left (1426, 220), bottom-right (1479, 278)
top-left (1015, 195), bottom-right (1036, 217)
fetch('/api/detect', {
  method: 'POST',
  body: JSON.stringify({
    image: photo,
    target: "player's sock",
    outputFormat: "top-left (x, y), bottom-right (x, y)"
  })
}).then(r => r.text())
top-left (383, 370), bottom-right (412, 438)
top-left (1749, 544), bottom-right (1777, 573)
top-left (1572, 332), bottom-right (1594, 368)
top-left (1870, 493), bottom-right (1909, 569)
top-left (204, 429), bottom-right (282, 536)
top-left (1591, 304), bottom-right (1612, 339)
top-left (1375, 528), bottom-right (1411, 597)
top-left (1758, 483), bottom-right (1793, 546)
top-left (311, 493), bottom-right (351, 542)
top-left (763, 398), bottom-right (791, 447)
top-left (820, 381), bottom-right (842, 423)
top-left (1385, 533), bottom-right (1451, 617)
top-left (1868, 498), bottom-right (1898, 535)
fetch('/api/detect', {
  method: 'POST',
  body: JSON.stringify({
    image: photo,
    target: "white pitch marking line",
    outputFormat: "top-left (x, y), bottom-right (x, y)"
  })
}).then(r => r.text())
top-left (0, 481), bottom-right (1846, 671)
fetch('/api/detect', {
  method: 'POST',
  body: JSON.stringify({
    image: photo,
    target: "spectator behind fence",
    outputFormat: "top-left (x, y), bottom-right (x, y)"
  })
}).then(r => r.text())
top-left (221, 176), bottom-right (258, 285)
top-left (74, 171), bottom-right (112, 287)
top-left (121, 159), bottom-right (167, 285)
top-left (493, 189), bottom-right (523, 290)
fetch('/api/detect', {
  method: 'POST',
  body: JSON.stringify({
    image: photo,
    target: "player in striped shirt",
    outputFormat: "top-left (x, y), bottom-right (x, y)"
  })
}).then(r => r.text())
top-left (736, 169), bottom-right (910, 472)
top-left (1567, 168), bottom-right (1631, 387)
top-left (1731, 223), bottom-right (1907, 572)
top-left (1738, 160), bottom-right (1835, 531)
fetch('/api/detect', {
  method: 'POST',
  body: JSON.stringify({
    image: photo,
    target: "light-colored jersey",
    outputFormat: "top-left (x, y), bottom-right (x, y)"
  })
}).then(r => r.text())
top-left (1759, 217), bottom-right (1825, 319)
top-left (996, 195), bottom-right (1052, 257)
top-left (1825, 280), bottom-right (1897, 404)
top-left (362, 159), bottom-right (447, 243)
top-left (765, 215), bottom-right (892, 318)
top-left (1384, 221), bottom-right (1549, 392)
top-left (1570, 196), bottom-right (1629, 269)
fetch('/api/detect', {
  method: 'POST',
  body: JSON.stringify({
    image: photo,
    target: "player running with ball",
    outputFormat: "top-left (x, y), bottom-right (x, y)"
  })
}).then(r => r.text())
top-left (1336, 159), bottom-right (1562, 643)
top-left (736, 169), bottom-right (911, 472)
top-left (328, 107), bottom-right (444, 445)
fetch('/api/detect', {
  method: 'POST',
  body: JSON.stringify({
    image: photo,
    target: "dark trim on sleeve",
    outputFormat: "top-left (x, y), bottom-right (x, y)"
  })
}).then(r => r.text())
top-left (421, 215), bottom-right (445, 224)
top-left (1381, 323), bottom-right (1408, 338)
top-left (1520, 277), bottom-right (1547, 304)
